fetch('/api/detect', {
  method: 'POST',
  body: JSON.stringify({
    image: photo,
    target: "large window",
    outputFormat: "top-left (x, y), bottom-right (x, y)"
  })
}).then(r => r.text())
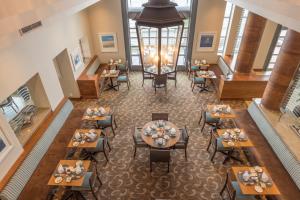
top-left (127, 0), bottom-right (191, 67)
top-left (232, 9), bottom-right (249, 54)
top-left (218, 2), bottom-right (234, 55)
top-left (266, 26), bottom-right (288, 70)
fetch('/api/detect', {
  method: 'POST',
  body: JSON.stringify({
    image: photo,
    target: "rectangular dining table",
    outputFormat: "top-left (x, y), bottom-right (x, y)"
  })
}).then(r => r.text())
top-left (48, 160), bottom-right (91, 187)
top-left (196, 70), bottom-right (217, 92)
top-left (100, 70), bottom-right (120, 91)
top-left (67, 129), bottom-right (102, 148)
top-left (216, 129), bottom-right (254, 148)
top-left (82, 106), bottom-right (112, 121)
top-left (207, 104), bottom-right (236, 119)
top-left (231, 166), bottom-right (281, 196)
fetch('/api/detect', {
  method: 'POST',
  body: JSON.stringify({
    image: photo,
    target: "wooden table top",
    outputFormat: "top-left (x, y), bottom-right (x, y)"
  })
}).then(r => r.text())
top-left (100, 70), bottom-right (120, 78)
top-left (48, 160), bottom-right (91, 187)
top-left (207, 104), bottom-right (236, 119)
top-left (232, 166), bottom-right (281, 196)
top-left (141, 121), bottom-right (180, 148)
top-left (82, 106), bottom-right (112, 121)
top-left (67, 129), bottom-right (102, 148)
top-left (196, 70), bottom-right (217, 79)
top-left (217, 129), bottom-right (254, 148)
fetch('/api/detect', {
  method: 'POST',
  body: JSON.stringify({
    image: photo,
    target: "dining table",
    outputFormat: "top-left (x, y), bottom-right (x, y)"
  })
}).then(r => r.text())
top-left (82, 106), bottom-right (112, 121)
top-left (207, 104), bottom-right (236, 119)
top-left (231, 166), bottom-right (281, 196)
top-left (48, 160), bottom-right (91, 200)
top-left (100, 69), bottom-right (120, 91)
top-left (141, 120), bottom-right (180, 148)
top-left (196, 70), bottom-right (217, 92)
top-left (144, 65), bottom-right (175, 75)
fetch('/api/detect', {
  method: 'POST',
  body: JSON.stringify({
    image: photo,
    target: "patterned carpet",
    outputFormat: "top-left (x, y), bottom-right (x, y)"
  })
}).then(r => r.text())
top-left (71, 72), bottom-right (247, 200)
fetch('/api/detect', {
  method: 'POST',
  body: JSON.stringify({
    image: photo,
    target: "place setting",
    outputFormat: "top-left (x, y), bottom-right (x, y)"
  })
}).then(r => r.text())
top-left (207, 104), bottom-right (236, 119)
top-left (69, 129), bottom-right (100, 147)
top-left (82, 106), bottom-right (111, 120)
top-left (219, 128), bottom-right (249, 147)
top-left (142, 120), bottom-right (179, 148)
top-left (48, 160), bottom-right (90, 186)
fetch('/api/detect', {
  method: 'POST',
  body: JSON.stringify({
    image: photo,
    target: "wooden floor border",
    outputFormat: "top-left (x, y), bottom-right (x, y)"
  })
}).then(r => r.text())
top-left (0, 97), bottom-right (68, 191)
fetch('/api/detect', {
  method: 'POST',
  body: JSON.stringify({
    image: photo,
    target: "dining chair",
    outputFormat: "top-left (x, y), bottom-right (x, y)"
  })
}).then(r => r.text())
top-left (96, 114), bottom-right (117, 136)
top-left (199, 110), bottom-right (220, 133)
top-left (82, 135), bottom-right (111, 162)
top-left (167, 65), bottom-right (177, 87)
top-left (220, 171), bottom-right (256, 200)
top-left (0, 96), bottom-right (18, 113)
top-left (153, 74), bottom-right (167, 93)
top-left (17, 86), bottom-right (32, 105)
top-left (117, 66), bottom-right (130, 90)
top-left (187, 61), bottom-right (200, 79)
top-left (71, 162), bottom-right (102, 200)
top-left (152, 113), bottom-right (169, 121)
top-left (191, 73), bottom-right (205, 92)
top-left (142, 67), bottom-right (154, 86)
top-left (132, 127), bottom-right (148, 158)
top-left (150, 148), bottom-right (171, 172)
top-left (116, 60), bottom-right (128, 74)
top-left (293, 105), bottom-right (300, 118)
top-left (206, 128), bottom-right (232, 164)
top-left (174, 125), bottom-right (189, 160)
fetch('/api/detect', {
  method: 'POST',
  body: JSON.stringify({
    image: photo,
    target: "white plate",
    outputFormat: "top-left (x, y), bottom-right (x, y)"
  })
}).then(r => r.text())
top-left (54, 177), bottom-right (63, 184)
top-left (73, 142), bottom-right (79, 147)
top-left (254, 185), bottom-right (263, 193)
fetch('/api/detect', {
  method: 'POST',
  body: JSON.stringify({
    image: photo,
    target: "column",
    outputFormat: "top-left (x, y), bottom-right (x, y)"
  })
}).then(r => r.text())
top-left (261, 29), bottom-right (300, 110)
top-left (235, 12), bottom-right (267, 73)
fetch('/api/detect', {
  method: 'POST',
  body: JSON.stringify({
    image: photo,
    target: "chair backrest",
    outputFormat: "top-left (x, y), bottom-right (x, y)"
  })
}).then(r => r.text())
top-left (152, 113), bottom-right (169, 121)
top-left (17, 86), bottom-right (32, 103)
top-left (181, 125), bottom-right (189, 142)
top-left (187, 61), bottom-right (191, 71)
top-left (133, 127), bottom-right (142, 144)
top-left (9, 112), bottom-right (24, 133)
top-left (154, 74), bottom-right (167, 85)
top-left (150, 149), bottom-right (170, 163)
top-left (224, 172), bottom-right (237, 200)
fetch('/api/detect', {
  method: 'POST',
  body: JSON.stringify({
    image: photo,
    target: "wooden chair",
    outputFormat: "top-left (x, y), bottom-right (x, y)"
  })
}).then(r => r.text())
top-left (116, 60), bottom-right (128, 74)
top-left (152, 113), bottom-right (169, 121)
top-left (191, 73), bottom-right (205, 92)
top-left (117, 66), bottom-right (130, 90)
top-left (82, 136), bottom-right (111, 162)
top-left (150, 148), bottom-right (171, 172)
top-left (142, 66), bottom-right (154, 86)
top-left (220, 171), bottom-right (256, 200)
top-left (167, 66), bottom-right (177, 87)
top-left (199, 110), bottom-right (220, 132)
top-left (96, 114), bottom-right (117, 136)
top-left (187, 61), bottom-right (200, 79)
top-left (132, 127), bottom-right (148, 158)
top-left (153, 74), bottom-right (167, 93)
top-left (206, 129), bottom-right (232, 163)
top-left (71, 163), bottom-right (103, 200)
top-left (173, 125), bottom-right (189, 160)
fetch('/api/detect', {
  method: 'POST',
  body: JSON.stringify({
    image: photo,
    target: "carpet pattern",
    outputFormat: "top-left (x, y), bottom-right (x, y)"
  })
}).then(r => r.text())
top-left (66, 72), bottom-right (248, 200)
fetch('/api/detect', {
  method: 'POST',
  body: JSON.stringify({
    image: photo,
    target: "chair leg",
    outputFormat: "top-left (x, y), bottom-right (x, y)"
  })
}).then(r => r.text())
top-left (107, 140), bottom-right (111, 151)
top-left (201, 121), bottom-right (206, 132)
top-left (133, 146), bottom-right (137, 158)
top-left (150, 162), bottom-right (152, 172)
top-left (90, 188), bottom-right (98, 200)
top-left (142, 78), bottom-right (144, 86)
top-left (167, 162), bottom-right (170, 173)
top-left (184, 148), bottom-right (187, 161)
top-left (206, 137), bottom-right (212, 152)
top-left (210, 148), bottom-right (217, 163)
top-left (127, 81), bottom-right (130, 90)
top-left (111, 126), bottom-right (116, 136)
top-left (78, 192), bottom-right (87, 200)
top-left (113, 118), bottom-right (117, 128)
top-left (219, 179), bottom-right (227, 199)
top-left (198, 112), bottom-right (203, 125)
top-left (103, 149), bottom-right (109, 162)
top-left (192, 84), bottom-right (195, 92)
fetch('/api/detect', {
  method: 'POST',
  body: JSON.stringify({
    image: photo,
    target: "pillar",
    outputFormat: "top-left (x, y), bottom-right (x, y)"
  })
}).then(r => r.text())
top-left (261, 29), bottom-right (300, 110)
top-left (235, 12), bottom-right (267, 73)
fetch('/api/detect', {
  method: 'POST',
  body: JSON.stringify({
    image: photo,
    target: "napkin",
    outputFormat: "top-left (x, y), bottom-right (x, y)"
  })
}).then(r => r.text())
top-left (57, 164), bottom-right (64, 174)
top-left (74, 132), bottom-right (81, 140)
top-left (99, 107), bottom-right (106, 114)
top-left (75, 165), bottom-right (82, 175)
top-left (261, 172), bottom-right (269, 182)
top-left (242, 171), bottom-right (250, 181)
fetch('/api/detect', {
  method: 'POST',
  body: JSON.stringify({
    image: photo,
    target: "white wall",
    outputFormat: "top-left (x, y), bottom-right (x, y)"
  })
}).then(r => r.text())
top-left (192, 0), bottom-right (226, 64)
top-left (87, 0), bottom-right (126, 63)
top-left (0, 10), bottom-right (93, 182)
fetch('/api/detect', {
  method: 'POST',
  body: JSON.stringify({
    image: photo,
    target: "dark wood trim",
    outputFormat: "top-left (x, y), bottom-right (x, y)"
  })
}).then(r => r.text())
top-left (0, 97), bottom-right (69, 191)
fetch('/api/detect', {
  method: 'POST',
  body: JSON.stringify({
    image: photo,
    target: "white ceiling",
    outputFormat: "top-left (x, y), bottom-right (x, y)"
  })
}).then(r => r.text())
top-left (0, 0), bottom-right (101, 49)
top-left (228, 0), bottom-right (300, 32)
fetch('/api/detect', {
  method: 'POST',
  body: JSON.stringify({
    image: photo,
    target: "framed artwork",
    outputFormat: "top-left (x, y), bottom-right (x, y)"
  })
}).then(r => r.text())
top-left (0, 126), bottom-right (11, 162)
top-left (98, 33), bottom-right (118, 52)
top-left (70, 47), bottom-right (84, 71)
top-left (197, 32), bottom-right (217, 52)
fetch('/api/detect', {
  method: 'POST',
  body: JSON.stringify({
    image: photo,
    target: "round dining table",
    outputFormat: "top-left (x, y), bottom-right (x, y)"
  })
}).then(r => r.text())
top-left (141, 120), bottom-right (181, 148)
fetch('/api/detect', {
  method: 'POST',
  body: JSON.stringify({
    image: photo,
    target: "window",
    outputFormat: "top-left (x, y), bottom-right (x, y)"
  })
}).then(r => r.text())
top-left (218, 2), bottom-right (234, 55)
top-left (266, 26), bottom-right (288, 70)
top-left (128, 19), bottom-right (190, 66)
top-left (232, 9), bottom-right (249, 55)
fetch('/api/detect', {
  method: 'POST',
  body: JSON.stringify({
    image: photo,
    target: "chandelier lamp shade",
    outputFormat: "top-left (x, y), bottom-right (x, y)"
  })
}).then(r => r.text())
top-left (134, 0), bottom-right (186, 75)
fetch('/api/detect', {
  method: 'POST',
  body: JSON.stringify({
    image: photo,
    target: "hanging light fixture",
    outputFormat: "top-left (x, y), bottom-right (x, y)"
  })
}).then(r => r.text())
top-left (134, 0), bottom-right (185, 75)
